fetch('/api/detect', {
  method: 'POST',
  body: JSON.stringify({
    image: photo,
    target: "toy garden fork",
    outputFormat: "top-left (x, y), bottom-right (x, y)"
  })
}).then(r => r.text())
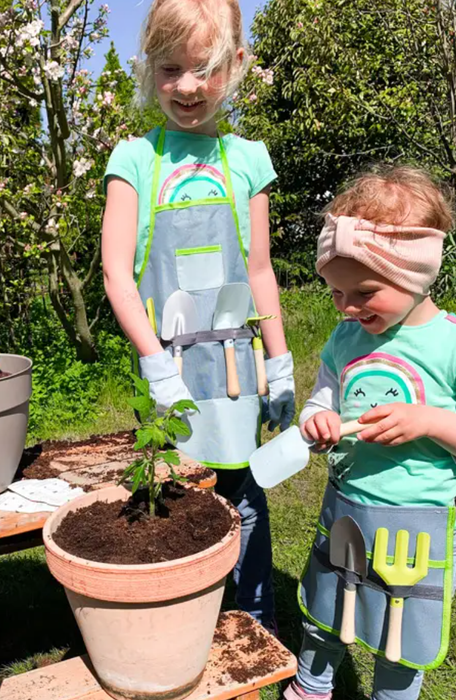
top-left (373, 528), bottom-right (431, 663)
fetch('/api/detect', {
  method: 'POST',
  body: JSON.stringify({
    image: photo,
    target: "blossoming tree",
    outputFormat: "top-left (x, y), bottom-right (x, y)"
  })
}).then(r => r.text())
top-left (0, 0), bottom-right (154, 361)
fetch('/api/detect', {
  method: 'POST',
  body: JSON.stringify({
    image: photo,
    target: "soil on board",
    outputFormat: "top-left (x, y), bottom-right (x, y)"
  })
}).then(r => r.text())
top-left (20, 431), bottom-right (135, 480)
top-left (213, 612), bottom-right (292, 684)
top-left (53, 484), bottom-right (236, 564)
top-left (0, 369), bottom-right (11, 379)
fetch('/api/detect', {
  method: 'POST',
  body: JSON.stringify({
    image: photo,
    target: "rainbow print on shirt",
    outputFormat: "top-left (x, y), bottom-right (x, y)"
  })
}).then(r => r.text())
top-left (328, 352), bottom-right (426, 484)
top-left (340, 352), bottom-right (426, 417)
top-left (159, 164), bottom-right (227, 204)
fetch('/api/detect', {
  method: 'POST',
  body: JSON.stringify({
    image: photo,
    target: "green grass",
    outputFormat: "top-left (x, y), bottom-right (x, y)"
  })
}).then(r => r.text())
top-left (1, 290), bottom-right (455, 699)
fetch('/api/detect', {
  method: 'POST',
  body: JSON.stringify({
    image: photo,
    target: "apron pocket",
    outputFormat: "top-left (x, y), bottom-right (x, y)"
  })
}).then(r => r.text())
top-left (175, 245), bottom-right (224, 291)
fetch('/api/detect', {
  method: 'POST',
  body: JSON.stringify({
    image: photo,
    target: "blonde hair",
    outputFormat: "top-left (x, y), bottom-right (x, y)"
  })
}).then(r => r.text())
top-left (325, 165), bottom-right (454, 232)
top-left (138, 0), bottom-right (249, 103)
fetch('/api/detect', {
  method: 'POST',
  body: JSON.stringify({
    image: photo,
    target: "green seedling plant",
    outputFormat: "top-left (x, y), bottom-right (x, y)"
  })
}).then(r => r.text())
top-left (119, 373), bottom-right (198, 517)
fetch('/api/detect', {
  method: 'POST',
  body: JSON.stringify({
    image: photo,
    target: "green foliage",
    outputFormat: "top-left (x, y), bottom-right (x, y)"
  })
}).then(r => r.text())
top-left (20, 299), bottom-right (131, 442)
top-left (0, 3), bottom-right (164, 362)
top-left (120, 375), bottom-right (198, 516)
top-left (237, 0), bottom-right (456, 294)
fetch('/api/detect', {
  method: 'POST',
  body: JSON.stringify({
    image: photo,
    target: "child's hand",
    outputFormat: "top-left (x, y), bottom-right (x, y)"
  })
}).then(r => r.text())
top-left (301, 411), bottom-right (342, 451)
top-left (357, 403), bottom-right (431, 445)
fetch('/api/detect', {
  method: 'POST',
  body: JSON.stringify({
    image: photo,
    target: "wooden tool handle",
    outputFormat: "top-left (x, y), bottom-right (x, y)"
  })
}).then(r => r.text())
top-left (385, 599), bottom-right (404, 663)
top-left (340, 419), bottom-right (374, 438)
top-left (224, 344), bottom-right (241, 398)
top-left (253, 346), bottom-right (268, 397)
top-left (174, 346), bottom-right (183, 376)
top-left (340, 585), bottom-right (357, 645)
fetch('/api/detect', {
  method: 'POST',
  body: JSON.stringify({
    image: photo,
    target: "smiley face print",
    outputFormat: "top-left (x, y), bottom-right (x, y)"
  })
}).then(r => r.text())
top-left (340, 352), bottom-right (426, 420)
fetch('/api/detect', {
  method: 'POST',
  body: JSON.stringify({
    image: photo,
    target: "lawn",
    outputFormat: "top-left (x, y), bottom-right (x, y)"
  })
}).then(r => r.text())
top-left (0, 290), bottom-right (455, 700)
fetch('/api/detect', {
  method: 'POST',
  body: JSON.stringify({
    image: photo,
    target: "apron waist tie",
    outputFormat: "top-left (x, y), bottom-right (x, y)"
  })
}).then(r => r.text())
top-left (164, 327), bottom-right (255, 348)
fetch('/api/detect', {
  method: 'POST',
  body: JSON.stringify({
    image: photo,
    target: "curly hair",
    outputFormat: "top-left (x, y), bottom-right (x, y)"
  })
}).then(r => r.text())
top-left (324, 165), bottom-right (454, 232)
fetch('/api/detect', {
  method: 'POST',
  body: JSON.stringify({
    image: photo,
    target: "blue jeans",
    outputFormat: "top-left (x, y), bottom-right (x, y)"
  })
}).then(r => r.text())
top-left (214, 467), bottom-right (274, 626)
top-left (295, 547), bottom-right (456, 700)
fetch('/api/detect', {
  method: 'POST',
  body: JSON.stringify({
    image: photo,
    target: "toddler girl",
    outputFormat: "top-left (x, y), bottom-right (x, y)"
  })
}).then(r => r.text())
top-left (285, 166), bottom-right (456, 700)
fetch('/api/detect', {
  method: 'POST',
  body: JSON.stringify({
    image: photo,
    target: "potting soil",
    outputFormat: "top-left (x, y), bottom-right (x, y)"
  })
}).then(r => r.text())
top-left (21, 431), bottom-right (136, 480)
top-left (213, 612), bottom-right (292, 684)
top-left (53, 484), bottom-right (235, 564)
top-left (181, 467), bottom-right (214, 484)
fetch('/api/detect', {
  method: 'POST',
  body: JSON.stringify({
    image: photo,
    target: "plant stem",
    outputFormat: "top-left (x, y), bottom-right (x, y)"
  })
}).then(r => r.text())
top-left (148, 446), bottom-right (156, 518)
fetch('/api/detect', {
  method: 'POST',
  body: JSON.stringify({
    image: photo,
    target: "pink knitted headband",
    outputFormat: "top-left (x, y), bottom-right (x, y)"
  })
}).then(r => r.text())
top-left (316, 214), bottom-right (446, 295)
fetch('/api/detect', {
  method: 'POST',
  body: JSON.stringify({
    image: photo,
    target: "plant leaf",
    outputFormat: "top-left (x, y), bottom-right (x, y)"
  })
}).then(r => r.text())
top-left (145, 423), bottom-right (166, 448)
top-left (119, 460), bottom-right (142, 483)
top-left (134, 427), bottom-right (155, 450)
top-left (127, 395), bottom-right (151, 414)
top-left (161, 449), bottom-right (180, 466)
top-left (168, 415), bottom-right (191, 437)
top-left (171, 399), bottom-right (199, 414)
top-left (130, 373), bottom-right (151, 398)
top-left (132, 465), bottom-right (146, 494)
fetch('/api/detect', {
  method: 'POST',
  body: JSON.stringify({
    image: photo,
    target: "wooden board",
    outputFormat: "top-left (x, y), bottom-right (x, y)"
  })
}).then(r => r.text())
top-left (0, 509), bottom-right (49, 539)
top-left (1, 611), bottom-right (297, 700)
top-left (0, 432), bottom-right (215, 543)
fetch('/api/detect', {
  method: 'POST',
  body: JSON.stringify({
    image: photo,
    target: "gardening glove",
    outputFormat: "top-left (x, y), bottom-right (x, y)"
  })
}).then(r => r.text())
top-left (139, 351), bottom-right (195, 414)
top-left (265, 351), bottom-right (295, 432)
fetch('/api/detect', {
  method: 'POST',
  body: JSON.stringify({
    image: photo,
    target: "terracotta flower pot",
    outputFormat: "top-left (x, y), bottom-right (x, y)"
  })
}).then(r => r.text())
top-left (0, 353), bottom-right (32, 493)
top-left (44, 485), bottom-right (241, 700)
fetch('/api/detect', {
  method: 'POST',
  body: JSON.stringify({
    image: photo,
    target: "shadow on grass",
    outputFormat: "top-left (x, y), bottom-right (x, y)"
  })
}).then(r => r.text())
top-left (0, 548), bottom-right (84, 678)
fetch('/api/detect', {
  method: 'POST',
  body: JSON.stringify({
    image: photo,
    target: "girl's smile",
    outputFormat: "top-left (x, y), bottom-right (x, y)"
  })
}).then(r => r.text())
top-left (321, 257), bottom-right (439, 333)
top-left (155, 37), bottom-right (242, 135)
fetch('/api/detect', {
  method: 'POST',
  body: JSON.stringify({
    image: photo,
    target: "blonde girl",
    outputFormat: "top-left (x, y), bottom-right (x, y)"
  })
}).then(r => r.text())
top-left (101, 0), bottom-right (295, 631)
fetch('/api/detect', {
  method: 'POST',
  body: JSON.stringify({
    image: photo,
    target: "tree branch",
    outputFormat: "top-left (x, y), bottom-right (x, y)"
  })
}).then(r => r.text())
top-left (89, 294), bottom-right (107, 331)
top-left (59, 0), bottom-right (86, 30)
top-left (0, 198), bottom-right (41, 233)
top-left (82, 236), bottom-right (102, 289)
top-left (69, 0), bottom-right (89, 92)
top-left (0, 67), bottom-right (44, 102)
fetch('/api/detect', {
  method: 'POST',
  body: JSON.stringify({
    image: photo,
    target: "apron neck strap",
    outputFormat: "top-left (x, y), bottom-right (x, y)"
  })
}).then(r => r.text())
top-left (150, 127), bottom-right (166, 209)
top-left (218, 132), bottom-right (234, 205)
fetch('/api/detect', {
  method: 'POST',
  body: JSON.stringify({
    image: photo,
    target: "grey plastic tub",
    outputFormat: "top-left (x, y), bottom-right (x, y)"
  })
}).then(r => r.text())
top-left (0, 354), bottom-right (32, 493)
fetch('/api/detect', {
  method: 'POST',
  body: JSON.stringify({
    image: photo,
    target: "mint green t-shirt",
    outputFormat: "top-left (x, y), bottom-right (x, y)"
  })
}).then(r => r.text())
top-left (321, 311), bottom-right (456, 507)
top-left (104, 128), bottom-right (277, 280)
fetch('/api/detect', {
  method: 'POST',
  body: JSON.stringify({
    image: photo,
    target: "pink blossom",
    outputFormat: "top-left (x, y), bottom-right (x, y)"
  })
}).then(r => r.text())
top-left (101, 91), bottom-right (115, 107)
top-left (249, 93), bottom-right (258, 102)
top-left (297, 21), bottom-right (303, 28)
top-left (19, 212), bottom-right (28, 220)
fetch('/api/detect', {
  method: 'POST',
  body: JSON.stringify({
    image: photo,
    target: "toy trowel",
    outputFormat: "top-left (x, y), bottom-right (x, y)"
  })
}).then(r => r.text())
top-left (330, 516), bottom-right (367, 644)
top-left (162, 291), bottom-right (200, 375)
top-left (249, 419), bottom-right (373, 489)
top-left (213, 283), bottom-right (251, 398)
